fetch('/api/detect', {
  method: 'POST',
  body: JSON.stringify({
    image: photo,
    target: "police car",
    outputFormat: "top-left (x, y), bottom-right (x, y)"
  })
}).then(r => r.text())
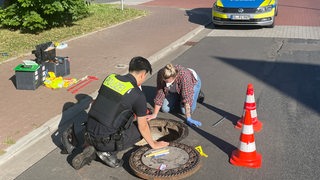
top-left (212, 0), bottom-right (278, 27)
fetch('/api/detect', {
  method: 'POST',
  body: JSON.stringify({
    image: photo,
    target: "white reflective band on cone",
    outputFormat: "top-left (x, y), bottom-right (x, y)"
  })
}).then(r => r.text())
top-left (246, 95), bottom-right (255, 103)
top-left (239, 142), bottom-right (256, 152)
top-left (251, 109), bottom-right (257, 118)
top-left (242, 125), bottom-right (254, 135)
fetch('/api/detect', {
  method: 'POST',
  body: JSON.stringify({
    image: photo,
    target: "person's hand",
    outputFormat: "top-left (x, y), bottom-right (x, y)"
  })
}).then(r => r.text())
top-left (146, 113), bottom-right (157, 121)
top-left (186, 117), bottom-right (202, 127)
top-left (151, 141), bottom-right (169, 149)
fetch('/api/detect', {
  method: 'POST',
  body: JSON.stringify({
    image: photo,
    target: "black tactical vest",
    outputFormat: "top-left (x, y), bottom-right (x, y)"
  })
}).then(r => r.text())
top-left (87, 74), bottom-right (136, 136)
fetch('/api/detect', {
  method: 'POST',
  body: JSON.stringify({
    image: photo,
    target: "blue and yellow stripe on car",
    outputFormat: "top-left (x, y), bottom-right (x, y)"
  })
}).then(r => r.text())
top-left (212, 0), bottom-right (277, 27)
top-left (216, 0), bottom-right (276, 8)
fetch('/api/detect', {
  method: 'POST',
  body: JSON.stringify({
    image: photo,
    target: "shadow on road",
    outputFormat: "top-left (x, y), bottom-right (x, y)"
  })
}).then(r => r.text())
top-left (185, 8), bottom-right (212, 27)
top-left (202, 102), bottom-right (240, 125)
top-left (214, 56), bottom-right (320, 114)
top-left (190, 125), bottom-right (237, 158)
top-left (51, 94), bottom-right (93, 154)
top-left (172, 112), bottom-right (237, 158)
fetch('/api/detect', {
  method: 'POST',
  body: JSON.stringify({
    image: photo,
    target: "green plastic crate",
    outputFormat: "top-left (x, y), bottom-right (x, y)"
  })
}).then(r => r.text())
top-left (14, 64), bottom-right (42, 90)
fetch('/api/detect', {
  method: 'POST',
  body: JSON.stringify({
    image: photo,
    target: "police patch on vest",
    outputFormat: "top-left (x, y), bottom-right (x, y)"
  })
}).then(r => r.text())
top-left (103, 74), bottom-right (134, 95)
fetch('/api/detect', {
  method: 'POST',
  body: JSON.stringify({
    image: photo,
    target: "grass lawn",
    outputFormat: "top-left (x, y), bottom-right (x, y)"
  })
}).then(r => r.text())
top-left (0, 4), bottom-right (147, 63)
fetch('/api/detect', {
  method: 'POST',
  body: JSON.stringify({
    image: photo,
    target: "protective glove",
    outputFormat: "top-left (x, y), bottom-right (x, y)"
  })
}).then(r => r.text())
top-left (186, 117), bottom-right (202, 127)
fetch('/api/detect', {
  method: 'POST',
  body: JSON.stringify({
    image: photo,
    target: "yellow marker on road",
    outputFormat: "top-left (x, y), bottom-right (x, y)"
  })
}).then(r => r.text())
top-left (195, 146), bottom-right (208, 157)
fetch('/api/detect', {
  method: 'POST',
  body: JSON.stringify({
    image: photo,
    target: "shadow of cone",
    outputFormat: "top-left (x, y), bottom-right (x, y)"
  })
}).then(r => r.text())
top-left (230, 109), bottom-right (262, 168)
top-left (235, 83), bottom-right (263, 132)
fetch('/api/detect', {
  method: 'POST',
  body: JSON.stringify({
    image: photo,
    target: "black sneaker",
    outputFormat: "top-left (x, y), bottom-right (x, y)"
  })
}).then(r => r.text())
top-left (197, 90), bottom-right (205, 104)
top-left (72, 146), bottom-right (96, 170)
top-left (96, 151), bottom-right (123, 168)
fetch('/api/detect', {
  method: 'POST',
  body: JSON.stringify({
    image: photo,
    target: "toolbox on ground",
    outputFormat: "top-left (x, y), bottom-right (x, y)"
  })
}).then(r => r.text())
top-left (32, 42), bottom-right (70, 77)
top-left (14, 63), bottom-right (46, 90)
top-left (43, 56), bottom-right (70, 77)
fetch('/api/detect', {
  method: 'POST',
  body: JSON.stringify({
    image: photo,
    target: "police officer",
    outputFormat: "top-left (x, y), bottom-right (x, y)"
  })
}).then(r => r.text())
top-left (72, 56), bottom-right (169, 170)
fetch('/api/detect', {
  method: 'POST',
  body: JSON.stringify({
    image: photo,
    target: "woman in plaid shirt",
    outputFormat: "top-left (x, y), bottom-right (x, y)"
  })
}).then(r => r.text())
top-left (146, 64), bottom-right (203, 127)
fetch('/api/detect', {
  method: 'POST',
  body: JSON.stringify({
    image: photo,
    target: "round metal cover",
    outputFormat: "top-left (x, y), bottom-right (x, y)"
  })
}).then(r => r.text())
top-left (129, 142), bottom-right (201, 180)
top-left (135, 118), bottom-right (188, 146)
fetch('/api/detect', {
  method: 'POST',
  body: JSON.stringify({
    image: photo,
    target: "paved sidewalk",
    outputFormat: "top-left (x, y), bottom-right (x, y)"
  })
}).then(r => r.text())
top-left (0, 0), bottom-right (211, 167)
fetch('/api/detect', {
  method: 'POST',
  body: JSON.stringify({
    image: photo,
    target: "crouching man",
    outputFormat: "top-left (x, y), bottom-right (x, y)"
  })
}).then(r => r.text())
top-left (72, 56), bottom-right (169, 169)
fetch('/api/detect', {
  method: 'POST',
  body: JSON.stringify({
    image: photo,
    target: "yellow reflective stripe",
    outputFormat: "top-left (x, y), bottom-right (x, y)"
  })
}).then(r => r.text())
top-left (261, 0), bottom-right (275, 7)
top-left (103, 74), bottom-right (134, 95)
top-left (213, 11), bottom-right (228, 18)
top-left (216, 0), bottom-right (276, 8)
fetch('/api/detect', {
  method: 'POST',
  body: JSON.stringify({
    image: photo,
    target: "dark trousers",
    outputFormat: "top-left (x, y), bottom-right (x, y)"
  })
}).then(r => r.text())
top-left (93, 121), bottom-right (142, 152)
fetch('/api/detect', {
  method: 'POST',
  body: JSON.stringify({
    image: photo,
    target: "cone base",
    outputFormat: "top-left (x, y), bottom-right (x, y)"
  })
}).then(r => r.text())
top-left (235, 118), bottom-right (263, 132)
top-left (230, 149), bottom-right (262, 168)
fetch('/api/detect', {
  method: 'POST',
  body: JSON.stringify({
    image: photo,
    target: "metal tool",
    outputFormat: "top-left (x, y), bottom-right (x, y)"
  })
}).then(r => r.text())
top-left (212, 116), bottom-right (225, 127)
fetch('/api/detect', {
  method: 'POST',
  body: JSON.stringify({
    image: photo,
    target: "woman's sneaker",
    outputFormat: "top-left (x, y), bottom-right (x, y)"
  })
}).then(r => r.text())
top-left (72, 146), bottom-right (96, 170)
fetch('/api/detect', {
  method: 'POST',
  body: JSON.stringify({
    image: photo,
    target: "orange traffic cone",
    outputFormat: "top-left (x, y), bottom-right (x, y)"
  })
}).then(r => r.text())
top-left (235, 83), bottom-right (263, 132)
top-left (230, 109), bottom-right (262, 168)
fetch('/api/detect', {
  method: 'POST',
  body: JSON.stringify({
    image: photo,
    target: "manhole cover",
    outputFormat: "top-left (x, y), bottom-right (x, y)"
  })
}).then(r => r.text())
top-left (135, 118), bottom-right (188, 146)
top-left (129, 142), bottom-right (201, 180)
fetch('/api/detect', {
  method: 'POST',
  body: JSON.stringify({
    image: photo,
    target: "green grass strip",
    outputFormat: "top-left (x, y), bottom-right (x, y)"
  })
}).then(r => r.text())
top-left (0, 4), bottom-right (147, 63)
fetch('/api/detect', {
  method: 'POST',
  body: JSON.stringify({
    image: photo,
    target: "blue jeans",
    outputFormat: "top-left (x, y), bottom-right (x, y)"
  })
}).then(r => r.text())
top-left (161, 76), bottom-right (201, 114)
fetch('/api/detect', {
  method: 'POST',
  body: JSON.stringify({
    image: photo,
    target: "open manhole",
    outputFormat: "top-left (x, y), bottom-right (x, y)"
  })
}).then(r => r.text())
top-left (129, 142), bottom-right (201, 180)
top-left (135, 118), bottom-right (189, 146)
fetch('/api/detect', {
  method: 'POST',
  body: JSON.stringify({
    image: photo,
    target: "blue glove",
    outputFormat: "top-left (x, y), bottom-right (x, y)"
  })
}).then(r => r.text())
top-left (187, 117), bottom-right (202, 127)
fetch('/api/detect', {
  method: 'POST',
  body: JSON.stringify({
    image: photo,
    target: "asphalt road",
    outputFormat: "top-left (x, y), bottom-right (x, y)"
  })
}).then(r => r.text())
top-left (14, 28), bottom-right (320, 180)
